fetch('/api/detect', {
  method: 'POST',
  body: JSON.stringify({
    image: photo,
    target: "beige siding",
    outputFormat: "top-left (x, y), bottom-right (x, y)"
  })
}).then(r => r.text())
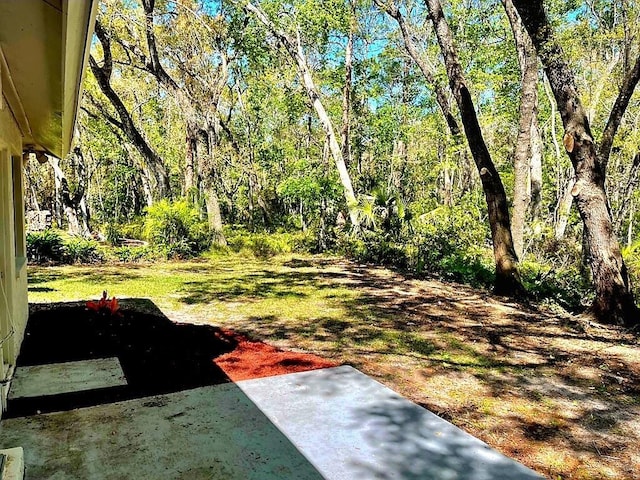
top-left (0, 89), bottom-right (29, 413)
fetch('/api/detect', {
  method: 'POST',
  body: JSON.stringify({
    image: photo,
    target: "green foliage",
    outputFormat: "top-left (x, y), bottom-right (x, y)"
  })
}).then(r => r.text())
top-left (64, 238), bottom-right (103, 264)
top-left (143, 199), bottom-right (211, 259)
top-left (225, 228), bottom-right (314, 258)
top-left (521, 228), bottom-right (593, 310)
top-left (119, 221), bottom-right (145, 240)
top-left (520, 261), bottom-right (592, 310)
top-left (623, 242), bottom-right (640, 300)
top-left (409, 205), bottom-right (493, 284)
top-left (27, 230), bottom-right (102, 265)
top-left (104, 223), bottom-right (122, 246)
top-left (338, 202), bottom-right (494, 286)
top-left (112, 245), bottom-right (158, 263)
top-left (26, 230), bottom-right (65, 264)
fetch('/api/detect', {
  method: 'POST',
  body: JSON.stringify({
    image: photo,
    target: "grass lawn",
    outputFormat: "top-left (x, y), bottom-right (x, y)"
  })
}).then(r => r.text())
top-left (28, 253), bottom-right (640, 480)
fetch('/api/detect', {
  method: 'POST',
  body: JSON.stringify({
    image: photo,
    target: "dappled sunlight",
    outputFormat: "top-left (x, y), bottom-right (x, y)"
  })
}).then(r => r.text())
top-left (28, 254), bottom-right (640, 479)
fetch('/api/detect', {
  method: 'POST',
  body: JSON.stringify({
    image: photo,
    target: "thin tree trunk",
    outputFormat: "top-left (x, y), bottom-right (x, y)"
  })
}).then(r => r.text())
top-left (627, 202), bottom-right (634, 247)
top-left (530, 120), bottom-right (543, 214)
top-left (502, 0), bottom-right (539, 259)
top-left (185, 128), bottom-right (198, 200)
top-left (554, 178), bottom-right (575, 240)
top-left (425, 0), bottom-right (524, 296)
top-left (246, 2), bottom-right (360, 228)
top-left (341, 4), bottom-right (355, 168)
top-left (613, 152), bottom-right (640, 232)
top-left (513, 0), bottom-right (639, 326)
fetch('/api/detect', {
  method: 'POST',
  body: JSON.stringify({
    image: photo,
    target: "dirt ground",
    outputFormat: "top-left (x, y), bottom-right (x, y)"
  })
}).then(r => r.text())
top-left (163, 258), bottom-right (639, 480)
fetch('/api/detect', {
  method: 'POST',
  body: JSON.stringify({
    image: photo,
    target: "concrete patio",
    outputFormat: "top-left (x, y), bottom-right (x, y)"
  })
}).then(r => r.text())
top-left (0, 363), bottom-right (543, 479)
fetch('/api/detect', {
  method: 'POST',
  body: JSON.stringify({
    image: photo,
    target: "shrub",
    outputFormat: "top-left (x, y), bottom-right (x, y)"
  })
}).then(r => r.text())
top-left (119, 220), bottom-right (145, 240)
top-left (104, 223), bottom-right (122, 246)
top-left (112, 245), bottom-right (157, 262)
top-left (26, 230), bottom-right (65, 264)
top-left (143, 199), bottom-right (210, 258)
top-left (520, 260), bottom-right (592, 310)
top-left (225, 229), bottom-right (313, 258)
top-left (410, 205), bottom-right (490, 270)
top-left (64, 238), bottom-right (102, 264)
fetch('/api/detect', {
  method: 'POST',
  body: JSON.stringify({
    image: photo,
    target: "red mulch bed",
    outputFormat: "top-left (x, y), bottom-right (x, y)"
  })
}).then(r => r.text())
top-left (214, 329), bottom-right (337, 381)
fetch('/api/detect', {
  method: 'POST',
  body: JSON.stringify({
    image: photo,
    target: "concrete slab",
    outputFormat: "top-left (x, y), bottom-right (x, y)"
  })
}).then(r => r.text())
top-left (0, 384), bottom-right (323, 480)
top-left (237, 365), bottom-right (543, 480)
top-left (0, 447), bottom-right (24, 480)
top-left (0, 366), bottom-right (543, 479)
top-left (8, 358), bottom-right (127, 400)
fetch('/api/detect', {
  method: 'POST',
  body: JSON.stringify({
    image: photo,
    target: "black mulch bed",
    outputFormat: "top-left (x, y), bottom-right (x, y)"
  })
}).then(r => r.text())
top-left (7, 299), bottom-right (236, 417)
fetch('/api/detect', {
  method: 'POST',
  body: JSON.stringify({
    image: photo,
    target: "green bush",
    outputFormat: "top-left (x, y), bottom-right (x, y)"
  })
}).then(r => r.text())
top-left (104, 223), bottom-right (122, 246)
top-left (143, 199), bottom-right (210, 258)
top-left (65, 238), bottom-right (102, 264)
top-left (225, 229), bottom-right (313, 258)
top-left (338, 233), bottom-right (409, 268)
top-left (112, 245), bottom-right (157, 262)
top-left (336, 204), bottom-right (494, 286)
top-left (26, 230), bottom-right (65, 264)
top-left (410, 205), bottom-right (490, 269)
top-left (520, 260), bottom-right (592, 310)
top-left (119, 220), bottom-right (145, 240)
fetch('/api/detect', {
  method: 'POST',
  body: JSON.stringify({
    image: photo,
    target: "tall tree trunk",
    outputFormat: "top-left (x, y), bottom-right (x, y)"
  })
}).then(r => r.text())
top-left (185, 127), bottom-right (198, 201)
top-left (425, 0), bottom-right (524, 296)
top-left (246, 2), bottom-right (360, 228)
top-left (203, 182), bottom-right (226, 246)
top-left (554, 178), bottom-right (575, 240)
top-left (48, 151), bottom-right (91, 238)
top-left (502, 0), bottom-right (539, 259)
top-left (513, 0), bottom-right (639, 326)
top-left (627, 202), bottom-right (634, 247)
top-left (89, 20), bottom-right (170, 199)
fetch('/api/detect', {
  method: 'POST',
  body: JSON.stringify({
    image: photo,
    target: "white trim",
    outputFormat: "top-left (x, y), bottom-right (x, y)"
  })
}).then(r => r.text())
top-left (62, 0), bottom-right (98, 157)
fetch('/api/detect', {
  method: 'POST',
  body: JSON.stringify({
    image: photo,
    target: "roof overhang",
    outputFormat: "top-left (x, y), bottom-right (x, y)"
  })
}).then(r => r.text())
top-left (0, 0), bottom-right (97, 158)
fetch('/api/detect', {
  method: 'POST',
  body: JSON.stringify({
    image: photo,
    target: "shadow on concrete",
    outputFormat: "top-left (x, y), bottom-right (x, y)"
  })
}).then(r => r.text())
top-left (7, 299), bottom-right (235, 417)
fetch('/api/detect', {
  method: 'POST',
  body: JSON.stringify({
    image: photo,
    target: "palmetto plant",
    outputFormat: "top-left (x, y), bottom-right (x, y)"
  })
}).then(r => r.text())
top-left (354, 185), bottom-right (410, 240)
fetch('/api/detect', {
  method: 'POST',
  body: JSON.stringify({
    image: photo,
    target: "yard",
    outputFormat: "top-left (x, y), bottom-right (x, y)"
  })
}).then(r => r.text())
top-left (27, 254), bottom-right (640, 480)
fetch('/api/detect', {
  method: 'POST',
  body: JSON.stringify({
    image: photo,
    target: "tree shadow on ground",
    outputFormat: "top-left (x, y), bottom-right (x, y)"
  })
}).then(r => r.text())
top-left (195, 257), bottom-right (639, 479)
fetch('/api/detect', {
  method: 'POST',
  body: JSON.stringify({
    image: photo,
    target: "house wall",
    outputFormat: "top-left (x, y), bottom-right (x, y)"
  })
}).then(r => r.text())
top-left (0, 69), bottom-right (29, 414)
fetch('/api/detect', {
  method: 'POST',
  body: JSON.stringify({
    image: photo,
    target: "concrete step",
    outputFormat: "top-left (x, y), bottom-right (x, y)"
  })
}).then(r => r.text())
top-left (0, 447), bottom-right (24, 480)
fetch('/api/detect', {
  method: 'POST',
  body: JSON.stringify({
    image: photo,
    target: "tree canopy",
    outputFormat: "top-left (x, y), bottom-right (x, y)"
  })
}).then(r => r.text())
top-left (28, 0), bottom-right (640, 326)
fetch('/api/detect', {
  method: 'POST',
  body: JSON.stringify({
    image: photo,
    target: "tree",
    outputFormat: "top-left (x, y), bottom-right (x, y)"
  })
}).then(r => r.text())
top-left (424, 0), bottom-right (524, 296)
top-left (89, 20), bottom-right (171, 200)
top-left (245, 1), bottom-right (361, 228)
top-left (48, 148), bottom-right (91, 237)
top-left (513, 0), bottom-right (639, 326)
top-left (501, 0), bottom-right (542, 259)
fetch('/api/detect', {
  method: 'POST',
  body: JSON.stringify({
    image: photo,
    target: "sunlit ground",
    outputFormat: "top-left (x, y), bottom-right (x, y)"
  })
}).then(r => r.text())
top-left (28, 253), bottom-right (640, 480)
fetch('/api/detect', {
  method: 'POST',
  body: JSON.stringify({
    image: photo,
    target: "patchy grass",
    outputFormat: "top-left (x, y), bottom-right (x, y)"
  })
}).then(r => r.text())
top-left (28, 253), bottom-right (640, 480)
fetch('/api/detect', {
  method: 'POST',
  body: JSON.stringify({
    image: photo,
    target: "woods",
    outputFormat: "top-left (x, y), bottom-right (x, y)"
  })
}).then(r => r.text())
top-left (27, 0), bottom-right (640, 326)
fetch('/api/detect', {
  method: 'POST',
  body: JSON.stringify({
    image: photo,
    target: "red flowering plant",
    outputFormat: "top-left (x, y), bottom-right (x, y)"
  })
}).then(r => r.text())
top-left (86, 290), bottom-right (122, 316)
